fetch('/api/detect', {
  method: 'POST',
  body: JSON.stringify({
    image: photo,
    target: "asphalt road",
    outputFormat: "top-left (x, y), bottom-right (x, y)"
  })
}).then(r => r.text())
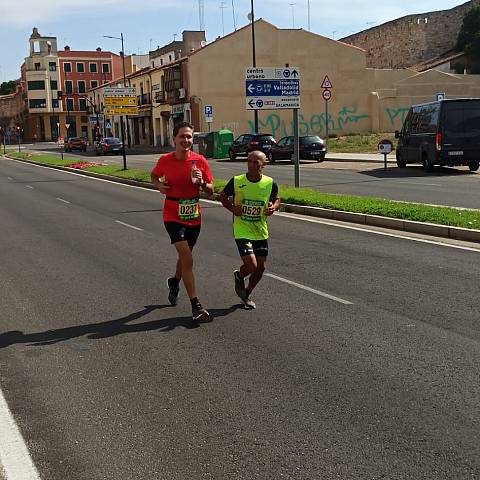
top-left (1, 157), bottom-right (480, 479)
top-left (24, 143), bottom-right (480, 210)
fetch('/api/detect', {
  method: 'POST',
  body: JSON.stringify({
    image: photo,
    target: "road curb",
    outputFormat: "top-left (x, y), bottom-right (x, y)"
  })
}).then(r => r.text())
top-left (5, 156), bottom-right (480, 244)
top-left (278, 203), bottom-right (480, 243)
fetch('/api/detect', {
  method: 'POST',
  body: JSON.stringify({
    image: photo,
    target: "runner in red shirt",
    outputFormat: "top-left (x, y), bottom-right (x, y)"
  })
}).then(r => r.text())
top-left (151, 122), bottom-right (214, 322)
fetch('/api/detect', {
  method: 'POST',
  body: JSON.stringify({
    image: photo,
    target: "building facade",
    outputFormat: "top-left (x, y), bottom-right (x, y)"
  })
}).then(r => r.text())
top-left (21, 28), bottom-right (122, 142)
top-left (0, 87), bottom-right (24, 137)
top-left (22, 28), bottom-right (62, 141)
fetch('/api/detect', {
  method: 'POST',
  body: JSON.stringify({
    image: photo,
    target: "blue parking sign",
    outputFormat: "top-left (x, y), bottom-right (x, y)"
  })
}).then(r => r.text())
top-left (204, 105), bottom-right (213, 116)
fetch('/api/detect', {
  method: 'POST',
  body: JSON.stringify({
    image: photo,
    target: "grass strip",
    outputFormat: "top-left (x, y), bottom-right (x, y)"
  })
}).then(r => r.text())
top-left (5, 151), bottom-right (480, 230)
top-left (328, 132), bottom-right (398, 153)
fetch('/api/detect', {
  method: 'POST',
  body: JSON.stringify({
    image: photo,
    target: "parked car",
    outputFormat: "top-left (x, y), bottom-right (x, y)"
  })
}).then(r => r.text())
top-left (268, 135), bottom-right (327, 163)
top-left (395, 98), bottom-right (480, 172)
top-left (95, 137), bottom-right (123, 156)
top-left (228, 133), bottom-right (276, 160)
top-left (65, 136), bottom-right (87, 152)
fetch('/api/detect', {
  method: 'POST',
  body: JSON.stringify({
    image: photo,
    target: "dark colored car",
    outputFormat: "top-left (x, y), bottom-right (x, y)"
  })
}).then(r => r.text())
top-left (95, 137), bottom-right (123, 156)
top-left (395, 98), bottom-right (480, 172)
top-left (65, 136), bottom-right (87, 152)
top-left (269, 135), bottom-right (326, 163)
top-left (228, 134), bottom-right (276, 160)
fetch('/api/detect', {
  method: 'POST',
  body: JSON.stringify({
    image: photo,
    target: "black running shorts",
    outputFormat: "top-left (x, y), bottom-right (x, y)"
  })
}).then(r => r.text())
top-left (164, 222), bottom-right (201, 247)
top-left (235, 239), bottom-right (269, 257)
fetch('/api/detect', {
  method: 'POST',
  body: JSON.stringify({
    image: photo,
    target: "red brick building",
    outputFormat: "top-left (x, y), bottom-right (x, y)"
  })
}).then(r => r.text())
top-left (58, 46), bottom-right (122, 137)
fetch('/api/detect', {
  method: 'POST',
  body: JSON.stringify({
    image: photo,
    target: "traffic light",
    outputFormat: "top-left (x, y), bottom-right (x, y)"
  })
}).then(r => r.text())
top-left (57, 90), bottom-right (63, 100)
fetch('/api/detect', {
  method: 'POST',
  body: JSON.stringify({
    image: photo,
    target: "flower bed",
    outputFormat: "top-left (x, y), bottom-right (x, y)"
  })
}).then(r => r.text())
top-left (66, 161), bottom-right (103, 169)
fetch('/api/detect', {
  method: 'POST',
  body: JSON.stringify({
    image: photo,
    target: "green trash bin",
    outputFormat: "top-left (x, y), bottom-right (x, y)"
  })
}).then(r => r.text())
top-left (212, 129), bottom-right (234, 158)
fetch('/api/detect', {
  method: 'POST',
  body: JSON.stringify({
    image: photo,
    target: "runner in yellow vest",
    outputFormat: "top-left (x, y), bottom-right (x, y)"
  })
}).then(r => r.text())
top-left (219, 150), bottom-right (281, 309)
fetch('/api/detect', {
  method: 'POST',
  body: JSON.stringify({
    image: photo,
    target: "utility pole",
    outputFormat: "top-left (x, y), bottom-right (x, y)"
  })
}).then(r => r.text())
top-left (250, 0), bottom-right (258, 133)
top-left (104, 33), bottom-right (129, 169)
top-left (231, 0), bottom-right (237, 30)
top-left (307, 0), bottom-right (311, 31)
top-left (220, 2), bottom-right (227, 36)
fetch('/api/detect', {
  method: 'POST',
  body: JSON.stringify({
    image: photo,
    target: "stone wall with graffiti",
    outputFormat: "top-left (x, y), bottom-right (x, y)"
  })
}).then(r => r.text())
top-left (381, 104), bottom-right (410, 131)
top-left (247, 103), bottom-right (372, 138)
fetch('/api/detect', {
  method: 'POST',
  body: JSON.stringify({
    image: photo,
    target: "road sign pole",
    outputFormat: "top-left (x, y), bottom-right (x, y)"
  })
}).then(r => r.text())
top-left (325, 99), bottom-right (329, 151)
top-left (120, 116), bottom-right (127, 170)
top-left (293, 108), bottom-right (300, 188)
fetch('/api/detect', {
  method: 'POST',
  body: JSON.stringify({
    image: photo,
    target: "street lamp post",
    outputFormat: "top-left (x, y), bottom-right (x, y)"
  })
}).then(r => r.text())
top-left (250, 0), bottom-right (258, 133)
top-left (85, 96), bottom-right (100, 143)
top-left (16, 126), bottom-right (21, 152)
top-left (0, 127), bottom-right (5, 155)
top-left (104, 33), bottom-right (128, 170)
top-left (65, 68), bottom-right (71, 139)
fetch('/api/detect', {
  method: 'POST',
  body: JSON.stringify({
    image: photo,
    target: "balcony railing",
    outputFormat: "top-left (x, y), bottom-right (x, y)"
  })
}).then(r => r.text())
top-left (137, 93), bottom-right (151, 106)
top-left (154, 91), bottom-right (166, 103)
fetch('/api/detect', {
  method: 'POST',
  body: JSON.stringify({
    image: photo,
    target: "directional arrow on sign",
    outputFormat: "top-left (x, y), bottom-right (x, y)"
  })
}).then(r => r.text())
top-left (291, 69), bottom-right (299, 77)
top-left (247, 83), bottom-right (255, 94)
top-left (248, 99), bottom-right (256, 108)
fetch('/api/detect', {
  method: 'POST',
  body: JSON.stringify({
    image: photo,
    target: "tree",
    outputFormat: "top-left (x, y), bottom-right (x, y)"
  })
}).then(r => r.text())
top-left (456, 6), bottom-right (480, 74)
top-left (0, 80), bottom-right (17, 95)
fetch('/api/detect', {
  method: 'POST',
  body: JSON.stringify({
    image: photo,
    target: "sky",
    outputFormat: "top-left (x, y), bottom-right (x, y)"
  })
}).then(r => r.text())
top-left (0, 0), bottom-right (464, 82)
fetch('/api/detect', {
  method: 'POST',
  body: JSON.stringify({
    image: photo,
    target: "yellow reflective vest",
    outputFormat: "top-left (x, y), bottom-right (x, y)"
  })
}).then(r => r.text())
top-left (233, 174), bottom-right (273, 240)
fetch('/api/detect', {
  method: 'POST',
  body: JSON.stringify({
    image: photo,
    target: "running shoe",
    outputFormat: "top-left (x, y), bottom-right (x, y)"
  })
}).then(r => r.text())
top-left (234, 270), bottom-right (246, 300)
top-left (167, 277), bottom-right (180, 305)
top-left (192, 303), bottom-right (210, 322)
top-left (243, 297), bottom-right (256, 310)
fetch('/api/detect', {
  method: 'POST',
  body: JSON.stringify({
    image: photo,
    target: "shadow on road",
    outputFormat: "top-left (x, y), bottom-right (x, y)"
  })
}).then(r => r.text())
top-left (358, 165), bottom-right (476, 179)
top-left (0, 304), bottom-right (242, 349)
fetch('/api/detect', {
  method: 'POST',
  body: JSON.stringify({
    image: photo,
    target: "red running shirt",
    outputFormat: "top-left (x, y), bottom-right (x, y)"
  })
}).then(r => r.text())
top-left (151, 151), bottom-right (213, 226)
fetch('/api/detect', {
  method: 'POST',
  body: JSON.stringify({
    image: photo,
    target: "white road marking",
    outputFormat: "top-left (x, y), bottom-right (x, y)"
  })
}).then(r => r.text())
top-left (0, 388), bottom-right (42, 480)
top-left (7, 177), bottom-right (12, 180)
top-left (266, 273), bottom-right (353, 305)
top-left (394, 181), bottom-right (441, 186)
top-left (115, 220), bottom-right (144, 231)
top-left (25, 185), bottom-right (33, 189)
top-left (56, 198), bottom-right (70, 204)
top-left (277, 211), bottom-right (480, 253)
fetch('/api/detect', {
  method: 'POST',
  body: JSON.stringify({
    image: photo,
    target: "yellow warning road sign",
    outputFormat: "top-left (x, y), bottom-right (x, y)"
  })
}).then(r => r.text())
top-left (104, 96), bottom-right (137, 107)
top-left (104, 106), bottom-right (138, 116)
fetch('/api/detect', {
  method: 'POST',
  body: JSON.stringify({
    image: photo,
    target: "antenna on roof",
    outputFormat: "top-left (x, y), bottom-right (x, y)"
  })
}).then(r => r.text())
top-left (198, 0), bottom-right (205, 31)
top-left (231, 0), bottom-right (237, 30)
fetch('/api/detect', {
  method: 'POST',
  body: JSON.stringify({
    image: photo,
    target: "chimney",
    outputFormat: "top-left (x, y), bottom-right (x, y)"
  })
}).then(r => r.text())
top-left (96, 47), bottom-right (102, 52)
top-left (64, 45), bottom-right (70, 51)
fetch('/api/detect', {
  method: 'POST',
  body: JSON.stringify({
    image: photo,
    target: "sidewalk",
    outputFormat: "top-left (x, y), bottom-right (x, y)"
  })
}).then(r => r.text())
top-left (325, 152), bottom-right (396, 163)
top-left (22, 142), bottom-right (395, 162)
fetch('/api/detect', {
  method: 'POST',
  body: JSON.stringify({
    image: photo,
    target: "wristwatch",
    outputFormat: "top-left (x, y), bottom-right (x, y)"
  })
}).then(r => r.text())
top-left (200, 181), bottom-right (206, 188)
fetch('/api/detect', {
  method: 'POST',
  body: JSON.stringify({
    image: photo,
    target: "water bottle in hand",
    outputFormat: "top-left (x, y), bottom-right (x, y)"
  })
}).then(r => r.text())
top-left (191, 160), bottom-right (200, 184)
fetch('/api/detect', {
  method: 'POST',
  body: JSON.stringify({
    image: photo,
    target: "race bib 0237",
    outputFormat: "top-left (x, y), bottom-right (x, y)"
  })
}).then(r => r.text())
top-left (178, 198), bottom-right (199, 221)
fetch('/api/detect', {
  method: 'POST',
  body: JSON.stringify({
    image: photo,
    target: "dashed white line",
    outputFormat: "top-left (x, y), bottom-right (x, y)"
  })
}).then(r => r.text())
top-left (25, 185), bottom-right (34, 189)
top-left (7, 177), bottom-right (12, 180)
top-left (394, 181), bottom-right (442, 187)
top-left (115, 220), bottom-right (144, 231)
top-left (266, 273), bottom-right (353, 305)
top-left (56, 198), bottom-right (70, 204)
top-left (0, 388), bottom-right (42, 480)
